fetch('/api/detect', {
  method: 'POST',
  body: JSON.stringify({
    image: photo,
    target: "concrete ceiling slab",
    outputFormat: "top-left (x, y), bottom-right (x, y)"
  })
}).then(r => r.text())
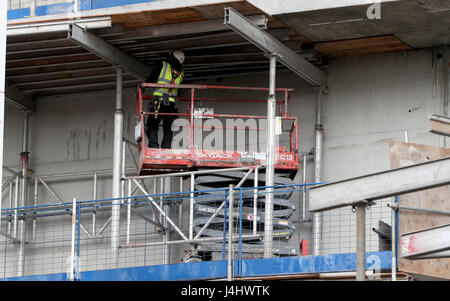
top-left (270, 0), bottom-right (450, 48)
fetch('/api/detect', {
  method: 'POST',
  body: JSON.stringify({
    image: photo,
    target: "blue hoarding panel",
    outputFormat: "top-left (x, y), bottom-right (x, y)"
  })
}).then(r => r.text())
top-left (36, 3), bottom-right (75, 16)
top-left (240, 251), bottom-right (392, 277)
top-left (86, 0), bottom-right (155, 10)
top-left (7, 1), bottom-right (157, 20)
top-left (0, 252), bottom-right (391, 281)
top-left (1, 273), bottom-right (68, 281)
top-left (7, 8), bottom-right (30, 20)
top-left (81, 260), bottom-right (229, 281)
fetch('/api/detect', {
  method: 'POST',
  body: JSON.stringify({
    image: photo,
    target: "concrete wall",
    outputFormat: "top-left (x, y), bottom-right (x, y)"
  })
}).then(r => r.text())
top-left (1, 47), bottom-right (448, 277)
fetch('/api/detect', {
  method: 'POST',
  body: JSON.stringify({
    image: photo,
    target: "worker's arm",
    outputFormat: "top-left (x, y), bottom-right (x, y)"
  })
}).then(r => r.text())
top-left (146, 61), bottom-right (163, 84)
top-left (142, 61), bottom-right (163, 95)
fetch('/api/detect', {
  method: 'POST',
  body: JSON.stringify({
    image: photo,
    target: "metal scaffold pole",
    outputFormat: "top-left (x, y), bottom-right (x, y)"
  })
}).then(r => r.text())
top-left (264, 54), bottom-right (277, 258)
top-left (111, 66), bottom-right (123, 266)
top-left (163, 177), bottom-right (172, 265)
top-left (17, 111), bottom-right (30, 277)
top-left (313, 87), bottom-right (325, 255)
top-left (356, 204), bottom-right (367, 281)
top-left (70, 198), bottom-right (77, 281)
top-left (227, 185), bottom-right (234, 281)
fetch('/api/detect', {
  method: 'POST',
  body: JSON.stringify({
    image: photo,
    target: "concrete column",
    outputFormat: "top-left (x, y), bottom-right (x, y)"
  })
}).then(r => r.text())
top-left (111, 67), bottom-right (123, 266)
top-left (264, 54), bottom-right (277, 258)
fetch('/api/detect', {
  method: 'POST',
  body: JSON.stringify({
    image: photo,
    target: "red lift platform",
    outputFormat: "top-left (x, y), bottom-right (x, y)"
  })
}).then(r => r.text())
top-left (136, 83), bottom-right (300, 175)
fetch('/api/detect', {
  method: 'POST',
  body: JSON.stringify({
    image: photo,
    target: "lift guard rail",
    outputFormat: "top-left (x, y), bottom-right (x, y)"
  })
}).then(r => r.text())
top-left (136, 83), bottom-right (299, 173)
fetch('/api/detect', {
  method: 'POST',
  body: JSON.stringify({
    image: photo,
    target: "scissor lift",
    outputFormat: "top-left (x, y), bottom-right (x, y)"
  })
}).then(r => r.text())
top-left (136, 83), bottom-right (300, 175)
top-left (135, 83), bottom-right (301, 259)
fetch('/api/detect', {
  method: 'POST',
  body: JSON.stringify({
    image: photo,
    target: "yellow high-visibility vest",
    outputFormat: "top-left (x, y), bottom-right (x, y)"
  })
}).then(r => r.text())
top-left (153, 61), bottom-right (184, 102)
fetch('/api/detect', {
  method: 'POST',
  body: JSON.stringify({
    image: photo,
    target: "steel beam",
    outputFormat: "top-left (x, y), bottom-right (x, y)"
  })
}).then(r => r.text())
top-left (68, 24), bottom-right (151, 80)
top-left (309, 157), bottom-right (450, 212)
top-left (401, 224), bottom-right (450, 259)
top-left (224, 7), bottom-right (327, 88)
top-left (4, 84), bottom-right (34, 112)
top-left (429, 113), bottom-right (450, 137)
top-left (104, 15), bottom-right (267, 42)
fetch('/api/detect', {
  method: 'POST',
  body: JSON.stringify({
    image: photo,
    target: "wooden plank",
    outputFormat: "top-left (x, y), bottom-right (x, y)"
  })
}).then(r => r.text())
top-left (429, 114), bottom-right (450, 137)
top-left (111, 8), bottom-right (206, 28)
top-left (315, 35), bottom-right (411, 58)
top-left (389, 141), bottom-right (450, 280)
top-left (110, 1), bottom-right (263, 29)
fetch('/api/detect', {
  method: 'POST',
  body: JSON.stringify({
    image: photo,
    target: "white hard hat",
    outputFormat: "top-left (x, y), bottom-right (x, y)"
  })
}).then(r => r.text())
top-left (172, 50), bottom-right (185, 64)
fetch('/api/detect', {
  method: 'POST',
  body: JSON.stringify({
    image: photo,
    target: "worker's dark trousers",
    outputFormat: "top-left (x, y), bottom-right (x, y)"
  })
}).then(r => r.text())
top-left (145, 102), bottom-right (178, 149)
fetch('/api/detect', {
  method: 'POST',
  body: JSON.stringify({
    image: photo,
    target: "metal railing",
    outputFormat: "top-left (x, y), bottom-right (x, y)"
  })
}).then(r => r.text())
top-left (0, 182), bottom-right (394, 280)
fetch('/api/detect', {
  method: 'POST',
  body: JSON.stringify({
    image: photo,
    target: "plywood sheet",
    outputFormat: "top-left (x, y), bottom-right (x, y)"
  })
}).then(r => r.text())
top-left (111, 8), bottom-right (207, 28)
top-left (389, 141), bottom-right (450, 279)
top-left (316, 35), bottom-right (411, 59)
top-left (111, 1), bottom-right (263, 28)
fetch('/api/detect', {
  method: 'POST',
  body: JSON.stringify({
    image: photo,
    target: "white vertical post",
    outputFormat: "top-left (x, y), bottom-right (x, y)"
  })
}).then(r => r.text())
top-left (391, 205), bottom-right (397, 281)
top-left (160, 178), bottom-right (163, 224)
top-left (111, 66), bottom-right (123, 266)
top-left (74, 0), bottom-right (80, 13)
top-left (0, 0), bottom-right (7, 238)
top-left (92, 172), bottom-right (97, 236)
top-left (13, 176), bottom-right (19, 239)
top-left (121, 140), bottom-right (126, 202)
top-left (70, 198), bottom-right (77, 281)
top-left (153, 178), bottom-right (157, 225)
top-left (33, 177), bottom-right (38, 242)
top-left (30, 0), bottom-right (36, 17)
top-left (8, 181), bottom-right (13, 234)
top-left (189, 174), bottom-right (195, 240)
top-left (17, 111), bottom-right (29, 277)
top-left (163, 177), bottom-right (171, 265)
top-left (126, 179), bottom-right (131, 244)
top-left (179, 177), bottom-right (183, 232)
top-left (264, 54), bottom-right (277, 258)
top-left (302, 153), bottom-right (308, 222)
top-left (227, 185), bottom-right (234, 281)
top-left (253, 167), bottom-right (258, 235)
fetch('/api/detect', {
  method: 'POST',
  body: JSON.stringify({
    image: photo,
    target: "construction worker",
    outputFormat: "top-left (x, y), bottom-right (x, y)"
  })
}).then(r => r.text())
top-left (145, 50), bottom-right (185, 149)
